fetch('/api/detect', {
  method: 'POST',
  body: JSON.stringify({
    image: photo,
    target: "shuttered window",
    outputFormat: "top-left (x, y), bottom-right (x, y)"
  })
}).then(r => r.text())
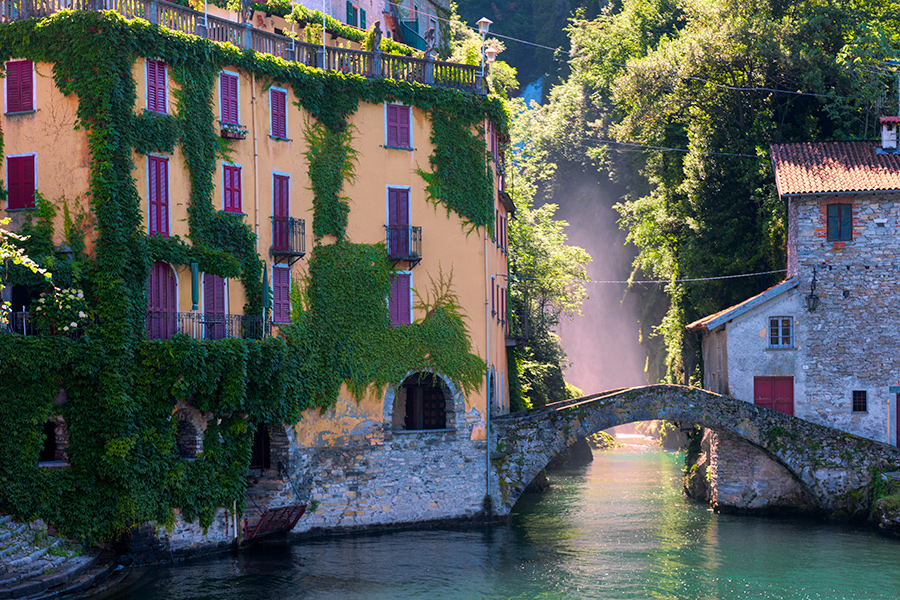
top-left (223, 164), bottom-right (241, 213)
top-left (7, 155), bottom-right (35, 209)
top-left (220, 72), bottom-right (239, 125)
top-left (270, 88), bottom-right (287, 138)
top-left (147, 59), bottom-right (167, 113)
top-left (6, 60), bottom-right (33, 113)
top-left (204, 274), bottom-right (226, 340)
top-left (753, 376), bottom-right (794, 416)
top-left (389, 273), bottom-right (411, 325)
top-left (148, 156), bottom-right (169, 236)
top-left (386, 104), bottom-right (411, 149)
top-left (273, 173), bottom-right (290, 250)
top-left (273, 267), bottom-right (291, 323)
top-left (147, 262), bottom-right (177, 340)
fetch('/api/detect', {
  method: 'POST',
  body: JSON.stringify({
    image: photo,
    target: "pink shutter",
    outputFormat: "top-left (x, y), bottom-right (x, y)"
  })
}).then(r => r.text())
top-left (398, 106), bottom-right (410, 148)
top-left (149, 156), bottom-right (169, 236)
top-left (389, 273), bottom-right (410, 325)
top-left (221, 73), bottom-right (238, 124)
top-left (19, 60), bottom-right (32, 112)
top-left (204, 274), bottom-right (226, 340)
top-left (7, 155), bottom-right (35, 209)
top-left (224, 165), bottom-right (241, 213)
top-left (7, 60), bottom-right (32, 113)
top-left (273, 267), bottom-right (290, 323)
top-left (148, 60), bottom-right (166, 113)
top-left (491, 276), bottom-right (495, 315)
top-left (148, 262), bottom-right (176, 339)
top-left (272, 89), bottom-right (286, 138)
top-left (386, 104), bottom-right (399, 147)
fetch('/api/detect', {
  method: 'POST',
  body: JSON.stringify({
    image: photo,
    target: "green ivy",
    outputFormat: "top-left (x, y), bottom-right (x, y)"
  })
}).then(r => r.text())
top-left (0, 9), bottom-right (505, 543)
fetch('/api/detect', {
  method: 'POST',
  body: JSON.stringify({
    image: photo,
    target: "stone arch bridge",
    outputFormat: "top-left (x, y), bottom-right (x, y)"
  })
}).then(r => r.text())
top-left (490, 385), bottom-right (900, 516)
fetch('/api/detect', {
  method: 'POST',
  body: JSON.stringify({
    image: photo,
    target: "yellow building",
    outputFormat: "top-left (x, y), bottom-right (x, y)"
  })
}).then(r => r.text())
top-left (0, 2), bottom-right (511, 545)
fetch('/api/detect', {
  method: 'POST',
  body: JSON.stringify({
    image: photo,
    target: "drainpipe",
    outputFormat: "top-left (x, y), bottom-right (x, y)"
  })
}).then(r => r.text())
top-left (250, 72), bottom-right (260, 257)
top-left (484, 227), bottom-right (491, 511)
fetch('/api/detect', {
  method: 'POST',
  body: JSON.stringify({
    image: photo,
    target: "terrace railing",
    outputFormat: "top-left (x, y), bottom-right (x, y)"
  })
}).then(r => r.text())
top-left (146, 311), bottom-right (271, 341)
top-left (271, 216), bottom-right (305, 260)
top-left (385, 224), bottom-right (421, 264)
top-left (0, 0), bottom-right (486, 94)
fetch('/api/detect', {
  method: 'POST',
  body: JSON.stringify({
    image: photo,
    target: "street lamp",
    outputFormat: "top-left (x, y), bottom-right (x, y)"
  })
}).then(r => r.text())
top-left (476, 17), bottom-right (492, 79)
top-left (806, 267), bottom-right (819, 312)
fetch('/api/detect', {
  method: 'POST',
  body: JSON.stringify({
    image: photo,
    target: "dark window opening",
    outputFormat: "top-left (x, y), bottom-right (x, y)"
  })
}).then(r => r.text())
top-left (249, 424), bottom-right (271, 469)
top-left (176, 418), bottom-right (201, 458)
top-left (827, 203), bottom-right (852, 241)
top-left (403, 373), bottom-right (446, 430)
top-left (39, 418), bottom-right (67, 463)
top-left (852, 390), bottom-right (867, 412)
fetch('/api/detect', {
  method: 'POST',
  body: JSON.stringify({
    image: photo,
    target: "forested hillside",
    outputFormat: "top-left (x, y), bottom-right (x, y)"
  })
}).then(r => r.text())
top-left (485, 0), bottom-right (900, 385)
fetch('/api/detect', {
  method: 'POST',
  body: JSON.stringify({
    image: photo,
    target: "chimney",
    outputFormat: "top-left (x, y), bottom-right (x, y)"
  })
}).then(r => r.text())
top-left (880, 116), bottom-right (899, 152)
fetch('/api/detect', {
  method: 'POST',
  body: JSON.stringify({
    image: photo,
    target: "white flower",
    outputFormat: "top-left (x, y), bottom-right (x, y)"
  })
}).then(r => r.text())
top-left (62, 326), bottom-right (69, 332)
top-left (78, 311), bottom-right (86, 318)
top-left (69, 322), bottom-right (77, 328)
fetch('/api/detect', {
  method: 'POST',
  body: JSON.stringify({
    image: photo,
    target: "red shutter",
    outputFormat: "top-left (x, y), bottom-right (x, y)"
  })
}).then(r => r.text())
top-left (7, 60), bottom-right (33, 113)
top-left (754, 376), bottom-right (794, 416)
top-left (271, 89), bottom-right (286, 138)
top-left (390, 273), bottom-right (411, 325)
top-left (221, 73), bottom-right (238, 124)
top-left (148, 156), bottom-right (169, 236)
top-left (491, 276), bottom-right (495, 315)
top-left (273, 267), bottom-right (290, 323)
top-left (204, 274), bottom-right (226, 340)
top-left (7, 155), bottom-right (35, 209)
top-left (273, 174), bottom-right (289, 250)
top-left (147, 60), bottom-right (166, 113)
top-left (386, 104), bottom-right (399, 147)
top-left (223, 165), bottom-right (241, 213)
top-left (148, 262), bottom-right (176, 340)
top-left (398, 105), bottom-right (410, 148)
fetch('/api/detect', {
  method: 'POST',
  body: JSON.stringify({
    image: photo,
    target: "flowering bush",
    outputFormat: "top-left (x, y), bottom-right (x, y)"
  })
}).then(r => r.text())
top-left (33, 287), bottom-right (90, 334)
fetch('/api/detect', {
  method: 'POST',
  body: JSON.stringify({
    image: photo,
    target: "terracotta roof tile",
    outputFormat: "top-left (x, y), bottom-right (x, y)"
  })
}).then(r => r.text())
top-left (770, 141), bottom-right (900, 196)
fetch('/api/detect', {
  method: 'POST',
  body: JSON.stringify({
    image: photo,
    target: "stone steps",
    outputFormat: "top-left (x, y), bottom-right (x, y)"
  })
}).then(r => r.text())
top-left (0, 552), bottom-right (117, 600)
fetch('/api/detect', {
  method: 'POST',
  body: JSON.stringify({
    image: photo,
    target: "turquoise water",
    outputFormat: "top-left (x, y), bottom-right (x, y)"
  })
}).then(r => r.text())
top-left (89, 447), bottom-right (900, 599)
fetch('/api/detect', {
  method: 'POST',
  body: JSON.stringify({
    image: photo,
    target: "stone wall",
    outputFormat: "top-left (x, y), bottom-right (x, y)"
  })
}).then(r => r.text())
top-left (793, 191), bottom-right (900, 444)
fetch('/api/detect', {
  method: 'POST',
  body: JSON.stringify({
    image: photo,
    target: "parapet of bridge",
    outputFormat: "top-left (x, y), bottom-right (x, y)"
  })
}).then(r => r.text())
top-left (490, 385), bottom-right (900, 517)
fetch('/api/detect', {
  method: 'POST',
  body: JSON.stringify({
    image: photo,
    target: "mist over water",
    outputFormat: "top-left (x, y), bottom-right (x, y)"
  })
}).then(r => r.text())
top-left (551, 169), bottom-right (648, 393)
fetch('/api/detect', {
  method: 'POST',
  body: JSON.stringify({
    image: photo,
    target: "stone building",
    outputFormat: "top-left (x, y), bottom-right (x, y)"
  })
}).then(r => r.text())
top-left (688, 117), bottom-right (900, 445)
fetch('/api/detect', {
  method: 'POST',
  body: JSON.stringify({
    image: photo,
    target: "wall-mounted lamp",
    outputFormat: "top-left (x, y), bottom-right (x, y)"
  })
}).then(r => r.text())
top-left (806, 267), bottom-right (819, 312)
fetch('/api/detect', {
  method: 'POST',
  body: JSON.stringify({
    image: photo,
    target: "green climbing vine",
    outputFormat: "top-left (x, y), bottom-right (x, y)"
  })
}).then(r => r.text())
top-left (0, 8), bottom-right (506, 543)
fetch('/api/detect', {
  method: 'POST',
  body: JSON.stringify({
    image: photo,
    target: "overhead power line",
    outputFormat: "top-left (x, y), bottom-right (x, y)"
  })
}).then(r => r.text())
top-left (590, 269), bottom-right (788, 284)
top-left (584, 138), bottom-right (761, 158)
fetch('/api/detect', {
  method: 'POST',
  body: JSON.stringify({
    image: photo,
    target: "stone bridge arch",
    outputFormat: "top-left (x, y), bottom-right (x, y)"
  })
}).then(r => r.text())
top-left (490, 385), bottom-right (900, 516)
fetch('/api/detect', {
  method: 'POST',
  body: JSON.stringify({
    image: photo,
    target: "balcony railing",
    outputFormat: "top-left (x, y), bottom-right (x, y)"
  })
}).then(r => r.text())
top-left (0, 0), bottom-right (486, 94)
top-left (146, 311), bottom-right (271, 341)
top-left (385, 224), bottom-right (421, 264)
top-left (0, 310), bottom-right (35, 335)
top-left (271, 216), bottom-right (305, 261)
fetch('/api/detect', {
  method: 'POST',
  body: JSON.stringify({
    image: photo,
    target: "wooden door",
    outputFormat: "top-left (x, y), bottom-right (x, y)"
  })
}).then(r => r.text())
top-left (204, 274), bottom-right (226, 340)
top-left (388, 188), bottom-right (409, 257)
top-left (273, 174), bottom-right (290, 251)
top-left (754, 376), bottom-right (794, 416)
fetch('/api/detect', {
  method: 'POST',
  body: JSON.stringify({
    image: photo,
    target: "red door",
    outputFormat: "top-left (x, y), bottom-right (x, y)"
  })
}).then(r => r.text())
top-left (754, 376), bottom-right (794, 416)
top-left (388, 188), bottom-right (409, 257)
top-left (273, 174), bottom-right (289, 251)
top-left (147, 261), bottom-right (176, 340)
top-left (204, 274), bottom-right (226, 340)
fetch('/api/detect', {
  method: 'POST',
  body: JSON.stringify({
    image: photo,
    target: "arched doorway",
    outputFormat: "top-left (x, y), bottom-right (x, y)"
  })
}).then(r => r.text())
top-left (400, 372), bottom-right (448, 430)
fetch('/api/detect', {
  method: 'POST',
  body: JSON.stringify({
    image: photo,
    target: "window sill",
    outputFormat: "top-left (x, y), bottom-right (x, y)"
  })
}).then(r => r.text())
top-left (5, 109), bottom-right (35, 116)
top-left (144, 108), bottom-right (168, 116)
top-left (269, 135), bottom-right (292, 142)
top-left (221, 210), bottom-right (247, 216)
top-left (38, 461), bottom-right (70, 468)
top-left (4, 206), bottom-right (36, 212)
top-left (766, 347), bottom-right (796, 351)
top-left (383, 144), bottom-right (413, 151)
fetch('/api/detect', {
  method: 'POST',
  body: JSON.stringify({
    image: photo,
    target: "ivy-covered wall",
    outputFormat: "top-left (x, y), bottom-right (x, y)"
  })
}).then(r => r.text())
top-left (0, 10), bottom-right (507, 543)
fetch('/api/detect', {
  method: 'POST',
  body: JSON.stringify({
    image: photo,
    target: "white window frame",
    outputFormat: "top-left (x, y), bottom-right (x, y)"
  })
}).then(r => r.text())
top-left (146, 154), bottom-right (171, 236)
top-left (5, 152), bottom-right (37, 207)
top-left (272, 263), bottom-right (292, 324)
top-left (272, 170), bottom-right (292, 217)
top-left (383, 103), bottom-right (412, 149)
top-left (269, 86), bottom-right (288, 139)
top-left (218, 70), bottom-right (241, 125)
top-left (389, 269), bottom-right (413, 325)
top-left (4, 59), bottom-right (35, 114)
top-left (767, 316), bottom-right (793, 349)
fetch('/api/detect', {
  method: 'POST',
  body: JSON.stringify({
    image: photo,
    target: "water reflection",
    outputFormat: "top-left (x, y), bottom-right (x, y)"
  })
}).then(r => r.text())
top-left (86, 448), bottom-right (900, 600)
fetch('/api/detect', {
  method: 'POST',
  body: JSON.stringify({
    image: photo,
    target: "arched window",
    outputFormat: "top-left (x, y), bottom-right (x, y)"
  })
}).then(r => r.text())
top-left (402, 373), bottom-right (447, 430)
top-left (176, 417), bottom-right (202, 459)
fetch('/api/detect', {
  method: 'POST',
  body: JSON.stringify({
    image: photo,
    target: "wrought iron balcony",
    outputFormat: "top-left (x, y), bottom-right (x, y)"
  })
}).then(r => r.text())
top-left (0, 310), bottom-right (34, 336)
top-left (146, 311), bottom-right (271, 341)
top-left (271, 216), bottom-right (305, 265)
top-left (385, 225), bottom-right (422, 265)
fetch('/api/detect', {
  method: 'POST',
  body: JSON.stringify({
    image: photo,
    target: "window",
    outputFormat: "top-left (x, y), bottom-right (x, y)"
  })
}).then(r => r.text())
top-left (827, 203), bottom-right (852, 241)
top-left (6, 154), bottom-right (35, 209)
top-left (147, 59), bottom-right (167, 113)
top-left (852, 390), bottom-right (867, 412)
top-left (148, 156), bottom-right (169, 236)
top-left (39, 418), bottom-right (68, 464)
top-left (386, 104), bottom-right (411, 149)
top-left (223, 164), bottom-right (242, 213)
top-left (6, 59), bottom-right (33, 113)
top-left (273, 266), bottom-right (291, 323)
top-left (401, 373), bottom-right (446, 430)
top-left (387, 187), bottom-right (410, 258)
top-left (204, 273), bottom-right (226, 340)
top-left (270, 88), bottom-right (287, 138)
top-left (147, 261), bottom-right (177, 340)
top-left (768, 316), bottom-right (792, 348)
top-left (753, 376), bottom-right (794, 416)
top-left (389, 272), bottom-right (411, 325)
top-left (220, 72), bottom-right (239, 125)
top-left (345, 1), bottom-right (365, 27)
top-left (491, 275), bottom-right (496, 315)
top-left (273, 173), bottom-right (290, 250)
